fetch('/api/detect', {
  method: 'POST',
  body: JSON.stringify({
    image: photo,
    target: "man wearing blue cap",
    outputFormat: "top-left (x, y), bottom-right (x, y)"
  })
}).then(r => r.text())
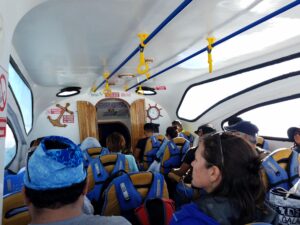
top-left (225, 120), bottom-right (269, 159)
top-left (23, 136), bottom-right (131, 225)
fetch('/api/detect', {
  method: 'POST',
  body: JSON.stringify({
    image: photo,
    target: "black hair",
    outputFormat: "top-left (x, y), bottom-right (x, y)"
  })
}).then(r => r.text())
top-left (202, 133), bottom-right (265, 224)
top-left (144, 123), bottom-right (155, 132)
top-left (106, 132), bottom-right (126, 152)
top-left (171, 120), bottom-right (182, 127)
top-left (166, 126), bottom-right (178, 139)
top-left (25, 179), bottom-right (86, 209)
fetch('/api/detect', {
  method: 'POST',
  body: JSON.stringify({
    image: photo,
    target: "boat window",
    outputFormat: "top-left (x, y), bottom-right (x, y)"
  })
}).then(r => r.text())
top-left (5, 123), bottom-right (17, 168)
top-left (223, 97), bottom-right (300, 139)
top-left (8, 59), bottom-right (33, 134)
top-left (178, 54), bottom-right (300, 121)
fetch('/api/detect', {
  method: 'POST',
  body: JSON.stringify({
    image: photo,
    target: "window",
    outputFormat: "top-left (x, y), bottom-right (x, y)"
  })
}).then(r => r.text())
top-left (8, 59), bottom-right (33, 134)
top-left (178, 54), bottom-right (300, 121)
top-left (222, 96), bottom-right (300, 139)
top-left (5, 123), bottom-right (17, 168)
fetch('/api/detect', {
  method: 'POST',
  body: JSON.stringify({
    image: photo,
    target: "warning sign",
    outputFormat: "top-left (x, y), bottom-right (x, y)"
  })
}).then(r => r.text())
top-left (0, 117), bottom-right (7, 137)
top-left (0, 72), bottom-right (7, 112)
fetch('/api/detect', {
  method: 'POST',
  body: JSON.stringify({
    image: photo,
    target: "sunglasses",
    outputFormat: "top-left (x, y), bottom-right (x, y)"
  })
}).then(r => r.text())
top-left (200, 131), bottom-right (232, 169)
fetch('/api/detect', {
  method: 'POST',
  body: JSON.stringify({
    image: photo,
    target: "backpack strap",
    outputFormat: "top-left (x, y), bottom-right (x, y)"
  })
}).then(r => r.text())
top-left (145, 172), bottom-right (165, 200)
top-left (114, 174), bottom-right (143, 211)
top-left (288, 150), bottom-right (300, 187)
top-left (88, 157), bottom-right (110, 201)
top-left (111, 154), bottom-right (126, 174)
top-left (82, 150), bottom-right (91, 168)
top-left (144, 136), bottom-right (162, 164)
top-left (262, 156), bottom-right (289, 190)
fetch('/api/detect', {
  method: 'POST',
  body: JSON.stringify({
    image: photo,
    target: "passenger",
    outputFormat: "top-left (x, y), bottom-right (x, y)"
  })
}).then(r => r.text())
top-left (23, 136), bottom-right (131, 225)
top-left (133, 123), bottom-right (155, 167)
top-left (106, 132), bottom-right (139, 172)
top-left (170, 124), bottom-right (216, 208)
top-left (171, 124), bottom-right (216, 180)
top-left (171, 133), bottom-right (277, 225)
top-left (224, 120), bottom-right (269, 159)
top-left (227, 116), bottom-right (243, 126)
top-left (287, 126), bottom-right (300, 153)
top-left (80, 137), bottom-right (101, 150)
top-left (172, 120), bottom-right (194, 145)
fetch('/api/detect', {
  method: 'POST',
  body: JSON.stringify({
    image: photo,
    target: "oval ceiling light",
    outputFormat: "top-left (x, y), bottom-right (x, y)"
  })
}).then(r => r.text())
top-left (135, 86), bottom-right (156, 95)
top-left (56, 86), bottom-right (81, 97)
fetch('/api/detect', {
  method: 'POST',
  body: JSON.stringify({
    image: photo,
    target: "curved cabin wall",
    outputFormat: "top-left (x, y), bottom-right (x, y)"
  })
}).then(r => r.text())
top-left (29, 90), bottom-right (172, 147)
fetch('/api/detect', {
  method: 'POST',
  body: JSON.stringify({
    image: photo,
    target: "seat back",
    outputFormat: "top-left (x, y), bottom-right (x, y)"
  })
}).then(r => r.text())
top-left (160, 137), bottom-right (189, 174)
top-left (3, 170), bottom-right (26, 195)
top-left (179, 131), bottom-right (194, 145)
top-left (2, 191), bottom-right (31, 225)
top-left (87, 154), bottom-right (130, 202)
top-left (262, 148), bottom-right (300, 191)
top-left (100, 172), bottom-right (169, 218)
top-left (143, 135), bottom-right (165, 170)
top-left (82, 147), bottom-right (110, 167)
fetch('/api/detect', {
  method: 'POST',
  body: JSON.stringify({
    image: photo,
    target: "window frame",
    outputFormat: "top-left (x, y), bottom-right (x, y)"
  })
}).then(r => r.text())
top-left (9, 57), bottom-right (34, 134)
top-left (177, 52), bottom-right (300, 122)
top-left (221, 93), bottom-right (300, 140)
top-left (5, 120), bottom-right (18, 169)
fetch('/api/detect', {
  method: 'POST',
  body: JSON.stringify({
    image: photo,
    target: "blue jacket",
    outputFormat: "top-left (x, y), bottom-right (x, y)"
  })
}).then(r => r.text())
top-left (170, 203), bottom-right (220, 225)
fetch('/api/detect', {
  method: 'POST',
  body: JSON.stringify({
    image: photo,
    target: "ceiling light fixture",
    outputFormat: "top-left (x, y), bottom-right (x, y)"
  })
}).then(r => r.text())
top-left (135, 86), bottom-right (156, 95)
top-left (56, 86), bottom-right (81, 97)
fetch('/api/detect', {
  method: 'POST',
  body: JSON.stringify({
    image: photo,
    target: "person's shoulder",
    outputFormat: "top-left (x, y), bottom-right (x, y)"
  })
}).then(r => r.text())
top-left (81, 214), bottom-right (131, 225)
top-left (171, 203), bottom-right (218, 225)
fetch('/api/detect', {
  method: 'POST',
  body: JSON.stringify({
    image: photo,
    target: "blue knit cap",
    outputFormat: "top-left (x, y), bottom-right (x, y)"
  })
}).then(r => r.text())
top-left (24, 136), bottom-right (86, 190)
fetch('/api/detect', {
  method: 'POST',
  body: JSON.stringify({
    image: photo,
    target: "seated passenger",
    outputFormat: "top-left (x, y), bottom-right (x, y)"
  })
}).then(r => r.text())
top-left (225, 120), bottom-right (269, 159)
top-left (287, 126), bottom-right (300, 153)
top-left (23, 135), bottom-right (130, 225)
top-left (80, 136), bottom-right (101, 150)
top-left (172, 120), bottom-right (194, 145)
top-left (171, 133), bottom-right (277, 225)
top-left (106, 132), bottom-right (139, 172)
top-left (171, 124), bottom-right (216, 180)
top-left (134, 123), bottom-right (155, 167)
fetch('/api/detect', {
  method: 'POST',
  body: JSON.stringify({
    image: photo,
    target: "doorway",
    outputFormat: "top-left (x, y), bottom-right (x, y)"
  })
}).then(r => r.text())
top-left (98, 122), bottom-right (131, 151)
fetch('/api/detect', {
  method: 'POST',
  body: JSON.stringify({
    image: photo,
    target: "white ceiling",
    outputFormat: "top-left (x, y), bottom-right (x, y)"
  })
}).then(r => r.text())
top-left (12, 0), bottom-right (300, 90)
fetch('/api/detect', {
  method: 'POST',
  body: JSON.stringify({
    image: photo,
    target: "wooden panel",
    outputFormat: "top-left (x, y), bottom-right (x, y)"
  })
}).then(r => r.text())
top-left (130, 99), bottom-right (146, 152)
top-left (77, 101), bottom-right (98, 142)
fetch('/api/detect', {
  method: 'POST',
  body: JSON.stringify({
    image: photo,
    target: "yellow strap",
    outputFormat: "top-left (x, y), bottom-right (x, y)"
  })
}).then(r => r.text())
top-left (207, 37), bottom-right (216, 73)
top-left (137, 33), bottom-right (150, 75)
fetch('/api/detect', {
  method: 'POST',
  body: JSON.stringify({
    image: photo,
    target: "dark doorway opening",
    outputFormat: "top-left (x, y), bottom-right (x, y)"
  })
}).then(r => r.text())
top-left (98, 122), bottom-right (131, 151)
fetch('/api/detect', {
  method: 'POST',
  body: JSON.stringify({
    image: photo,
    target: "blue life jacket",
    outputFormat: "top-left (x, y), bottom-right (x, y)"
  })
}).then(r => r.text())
top-left (143, 136), bottom-right (164, 165)
top-left (82, 147), bottom-right (110, 168)
top-left (262, 149), bottom-right (299, 190)
top-left (162, 138), bottom-right (190, 174)
top-left (3, 169), bottom-right (26, 195)
top-left (179, 132), bottom-right (194, 144)
top-left (101, 172), bottom-right (165, 218)
top-left (87, 153), bottom-right (126, 201)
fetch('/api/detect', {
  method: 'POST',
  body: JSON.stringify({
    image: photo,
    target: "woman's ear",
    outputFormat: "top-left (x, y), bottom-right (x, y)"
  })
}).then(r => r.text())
top-left (209, 165), bottom-right (222, 184)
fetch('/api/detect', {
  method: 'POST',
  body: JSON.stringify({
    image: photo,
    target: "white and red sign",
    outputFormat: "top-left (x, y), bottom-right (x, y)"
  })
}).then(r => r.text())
top-left (0, 117), bottom-right (6, 137)
top-left (47, 108), bottom-right (62, 114)
top-left (63, 114), bottom-right (74, 123)
top-left (0, 69), bottom-right (7, 112)
top-left (155, 85), bottom-right (167, 90)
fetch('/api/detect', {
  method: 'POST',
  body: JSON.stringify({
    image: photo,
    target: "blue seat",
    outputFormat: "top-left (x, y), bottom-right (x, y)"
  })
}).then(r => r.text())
top-left (3, 169), bottom-right (25, 195)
